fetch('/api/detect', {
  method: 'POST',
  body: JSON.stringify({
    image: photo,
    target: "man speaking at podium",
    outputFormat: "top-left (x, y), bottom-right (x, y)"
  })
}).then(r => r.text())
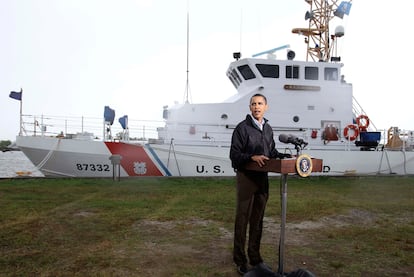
top-left (230, 93), bottom-right (291, 275)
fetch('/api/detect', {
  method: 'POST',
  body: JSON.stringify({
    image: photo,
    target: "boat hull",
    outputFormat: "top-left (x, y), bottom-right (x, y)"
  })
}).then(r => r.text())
top-left (16, 136), bottom-right (414, 177)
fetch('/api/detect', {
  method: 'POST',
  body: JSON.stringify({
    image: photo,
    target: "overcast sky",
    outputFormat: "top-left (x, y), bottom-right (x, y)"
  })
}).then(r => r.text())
top-left (1, 0), bottom-right (413, 140)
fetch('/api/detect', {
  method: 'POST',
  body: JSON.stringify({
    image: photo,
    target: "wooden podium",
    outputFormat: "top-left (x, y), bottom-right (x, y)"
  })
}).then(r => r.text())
top-left (245, 157), bottom-right (322, 276)
top-left (244, 157), bottom-right (323, 175)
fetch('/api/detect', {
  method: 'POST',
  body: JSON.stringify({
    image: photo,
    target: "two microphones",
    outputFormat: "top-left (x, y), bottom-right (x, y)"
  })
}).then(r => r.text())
top-left (278, 134), bottom-right (308, 149)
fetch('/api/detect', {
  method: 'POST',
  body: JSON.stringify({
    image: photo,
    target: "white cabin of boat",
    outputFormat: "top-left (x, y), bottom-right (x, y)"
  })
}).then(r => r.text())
top-left (158, 55), bottom-right (360, 150)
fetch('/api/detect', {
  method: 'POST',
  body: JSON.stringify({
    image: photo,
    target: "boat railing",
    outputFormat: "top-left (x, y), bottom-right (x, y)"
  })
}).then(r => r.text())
top-left (159, 124), bottom-right (414, 151)
top-left (352, 96), bottom-right (377, 131)
top-left (19, 114), bottom-right (413, 151)
top-left (20, 114), bottom-right (164, 141)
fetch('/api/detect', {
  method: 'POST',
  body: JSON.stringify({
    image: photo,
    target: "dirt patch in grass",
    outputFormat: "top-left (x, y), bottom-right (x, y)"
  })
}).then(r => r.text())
top-left (113, 208), bottom-right (413, 276)
top-left (130, 218), bottom-right (236, 276)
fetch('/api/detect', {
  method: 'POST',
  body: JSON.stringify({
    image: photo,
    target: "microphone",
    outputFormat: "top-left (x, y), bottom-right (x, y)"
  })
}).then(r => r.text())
top-left (278, 134), bottom-right (308, 147)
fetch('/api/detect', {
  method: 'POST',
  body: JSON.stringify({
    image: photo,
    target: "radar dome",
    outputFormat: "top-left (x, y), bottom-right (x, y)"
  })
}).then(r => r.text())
top-left (335, 25), bottom-right (345, 37)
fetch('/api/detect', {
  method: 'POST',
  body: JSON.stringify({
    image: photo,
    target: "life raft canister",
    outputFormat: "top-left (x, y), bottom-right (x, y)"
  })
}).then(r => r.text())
top-left (356, 115), bottom-right (370, 132)
top-left (343, 124), bottom-right (359, 141)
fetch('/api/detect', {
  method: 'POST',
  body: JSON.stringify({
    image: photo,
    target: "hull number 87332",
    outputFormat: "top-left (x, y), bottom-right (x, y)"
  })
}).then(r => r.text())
top-left (76, 163), bottom-right (110, 172)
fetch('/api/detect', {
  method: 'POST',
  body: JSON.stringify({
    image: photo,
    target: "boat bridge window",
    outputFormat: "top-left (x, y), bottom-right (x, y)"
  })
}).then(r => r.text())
top-left (256, 64), bottom-right (279, 78)
top-left (305, 66), bottom-right (319, 80)
top-left (227, 68), bottom-right (243, 88)
top-left (238, 64), bottom-right (256, 80)
top-left (286, 65), bottom-right (299, 79)
top-left (324, 67), bottom-right (338, 81)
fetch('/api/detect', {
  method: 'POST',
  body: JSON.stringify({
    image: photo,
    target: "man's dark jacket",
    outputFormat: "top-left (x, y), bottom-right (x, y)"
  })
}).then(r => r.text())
top-left (230, 115), bottom-right (285, 170)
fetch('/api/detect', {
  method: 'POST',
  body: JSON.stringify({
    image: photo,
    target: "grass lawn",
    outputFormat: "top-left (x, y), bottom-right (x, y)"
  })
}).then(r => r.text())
top-left (0, 176), bottom-right (413, 276)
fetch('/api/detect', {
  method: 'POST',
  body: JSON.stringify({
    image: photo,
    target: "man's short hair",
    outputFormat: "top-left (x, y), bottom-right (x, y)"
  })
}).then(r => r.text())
top-left (250, 93), bottom-right (267, 104)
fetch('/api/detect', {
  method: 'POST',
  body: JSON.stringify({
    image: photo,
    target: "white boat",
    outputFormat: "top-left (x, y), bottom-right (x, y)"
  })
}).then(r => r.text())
top-left (15, 0), bottom-right (414, 177)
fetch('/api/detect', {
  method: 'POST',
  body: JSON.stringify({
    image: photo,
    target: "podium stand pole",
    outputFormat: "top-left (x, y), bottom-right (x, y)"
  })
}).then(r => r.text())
top-left (277, 173), bottom-right (288, 276)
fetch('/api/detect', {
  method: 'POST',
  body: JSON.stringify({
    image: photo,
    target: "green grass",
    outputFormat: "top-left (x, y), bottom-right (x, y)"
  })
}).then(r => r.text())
top-left (0, 176), bottom-right (413, 276)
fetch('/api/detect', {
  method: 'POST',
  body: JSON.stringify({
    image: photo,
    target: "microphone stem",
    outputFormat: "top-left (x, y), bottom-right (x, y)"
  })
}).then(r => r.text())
top-left (295, 145), bottom-right (301, 156)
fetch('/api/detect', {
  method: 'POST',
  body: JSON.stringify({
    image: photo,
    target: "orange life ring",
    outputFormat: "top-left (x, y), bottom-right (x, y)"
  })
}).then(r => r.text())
top-left (343, 124), bottom-right (359, 141)
top-left (356, 115), bottom-right (370, 130)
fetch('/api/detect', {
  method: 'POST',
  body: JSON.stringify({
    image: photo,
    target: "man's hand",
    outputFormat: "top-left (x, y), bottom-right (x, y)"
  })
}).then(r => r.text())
top-left (251, 155), bottom-right (269, 167)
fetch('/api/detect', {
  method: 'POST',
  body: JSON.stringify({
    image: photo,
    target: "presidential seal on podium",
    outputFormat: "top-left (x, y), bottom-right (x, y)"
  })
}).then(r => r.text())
top-left (295, 154), bottom-right (313, 177)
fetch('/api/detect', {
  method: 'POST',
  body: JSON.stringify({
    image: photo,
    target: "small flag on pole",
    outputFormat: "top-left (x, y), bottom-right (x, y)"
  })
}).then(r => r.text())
top-left (334, 1), bottom-right (352, 19)
top-left (9, 88), bottom-right (23, 101)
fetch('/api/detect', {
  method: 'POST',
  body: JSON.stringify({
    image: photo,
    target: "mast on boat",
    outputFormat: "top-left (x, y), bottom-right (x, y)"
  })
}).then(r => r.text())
top-left (292, 0), bottom-right (352, 62)
top-left (183, 9), bottom-right (191, 104)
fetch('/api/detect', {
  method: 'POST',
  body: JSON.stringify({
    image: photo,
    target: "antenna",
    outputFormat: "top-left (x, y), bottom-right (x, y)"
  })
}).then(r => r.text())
top-left (183, 5), bottom-right (192, 104)
top-left (292, 0), bottom-right (352, 62)
top-left (252, 44), bottom-right (290, 58)
top-left (239, 7), bottom-right (243, 55)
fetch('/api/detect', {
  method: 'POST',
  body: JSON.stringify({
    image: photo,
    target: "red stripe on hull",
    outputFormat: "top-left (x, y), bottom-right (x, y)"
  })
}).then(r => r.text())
top-left (104, 142), bottom-right (164, 176)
